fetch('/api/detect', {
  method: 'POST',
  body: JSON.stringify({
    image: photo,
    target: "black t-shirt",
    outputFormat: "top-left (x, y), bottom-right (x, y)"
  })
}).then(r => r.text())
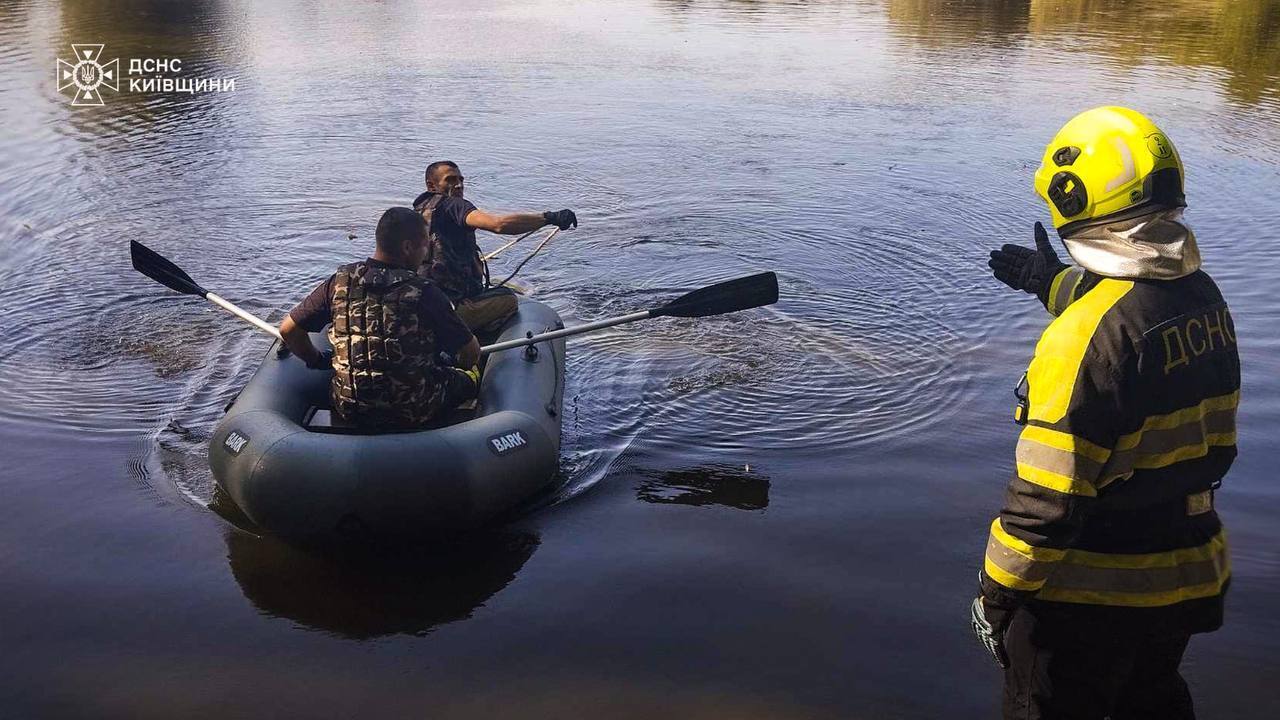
top-left (412, 190), bottom-right (485, 300)
top-left (413, 191), bottom-right (478, 250)
top-left (287, 258), bottom-right (472, 355)
top-left (438, 195), bottom-right (479, 248)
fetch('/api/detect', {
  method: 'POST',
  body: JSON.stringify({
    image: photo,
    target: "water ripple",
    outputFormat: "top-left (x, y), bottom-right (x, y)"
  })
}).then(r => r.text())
top-left (1, 0), bottom-right (1276, 515)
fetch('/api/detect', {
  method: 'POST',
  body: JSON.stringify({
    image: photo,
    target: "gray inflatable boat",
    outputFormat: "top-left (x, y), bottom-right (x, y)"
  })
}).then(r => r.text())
top-left (209, 299), bottom-right (566, 542)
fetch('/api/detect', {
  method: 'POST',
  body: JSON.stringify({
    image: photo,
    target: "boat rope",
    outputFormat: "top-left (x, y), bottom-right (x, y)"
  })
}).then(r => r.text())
top-left (495, 228), bottom-right (560, 288)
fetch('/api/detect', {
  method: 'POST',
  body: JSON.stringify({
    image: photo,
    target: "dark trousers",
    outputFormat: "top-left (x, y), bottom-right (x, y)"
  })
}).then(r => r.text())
top-left (455, 287), bottom-right (518, 336)
top-left (1003, 607), bottom-right (1195, 720)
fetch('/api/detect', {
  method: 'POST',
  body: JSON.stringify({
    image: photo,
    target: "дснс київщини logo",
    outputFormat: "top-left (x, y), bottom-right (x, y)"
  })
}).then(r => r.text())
top-left (55, 45), bottom-right (236, 106)
top-left (57, 44), bottom-right (119, 106)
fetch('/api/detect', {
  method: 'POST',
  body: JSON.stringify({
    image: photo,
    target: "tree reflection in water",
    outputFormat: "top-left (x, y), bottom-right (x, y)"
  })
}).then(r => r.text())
top-left (885, 0), bottom-right (1280, 104)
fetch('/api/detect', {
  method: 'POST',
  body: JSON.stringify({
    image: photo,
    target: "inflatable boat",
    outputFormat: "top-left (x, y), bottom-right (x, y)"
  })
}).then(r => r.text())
top-left (209, 299), bottom-right (566, 541)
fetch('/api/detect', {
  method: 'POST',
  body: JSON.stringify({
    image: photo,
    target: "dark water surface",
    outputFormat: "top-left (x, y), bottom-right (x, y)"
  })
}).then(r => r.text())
top-left (2, 1), bottom-right (1279, 717)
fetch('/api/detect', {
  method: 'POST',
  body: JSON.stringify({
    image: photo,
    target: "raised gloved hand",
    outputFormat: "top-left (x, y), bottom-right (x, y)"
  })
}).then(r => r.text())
top-left (305, 350), bottom-right (333, 371)
top-left (988, 222), bottom-right (1066, 295)
top-left (543, 209), bottom-right (578, 230)
top-left (970, 596), bottom-right (1013, 669)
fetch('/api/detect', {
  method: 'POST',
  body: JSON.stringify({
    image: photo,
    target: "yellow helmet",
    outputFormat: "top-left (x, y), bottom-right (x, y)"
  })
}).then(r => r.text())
top-left (1033, 106), bottom-right (1185, 236)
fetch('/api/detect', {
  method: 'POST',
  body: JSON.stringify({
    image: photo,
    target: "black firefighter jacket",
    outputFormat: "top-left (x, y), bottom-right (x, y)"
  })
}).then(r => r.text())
top-left (980, 265), bottom-right (1238, 635)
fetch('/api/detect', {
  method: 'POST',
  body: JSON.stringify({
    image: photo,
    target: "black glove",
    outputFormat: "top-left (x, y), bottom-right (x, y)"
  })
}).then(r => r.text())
top-left (305, 350), bottom-right (333, 370)
top-left (543, 209), bottom-right (578, 230)
top-left (970, 596), bottom-right (1013, 669)
top-left (988, 222), bottom-right (1066, 295)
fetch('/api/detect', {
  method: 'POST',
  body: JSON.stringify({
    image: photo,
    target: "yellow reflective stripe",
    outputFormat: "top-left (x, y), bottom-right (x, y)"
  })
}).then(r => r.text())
top-left (1037, 531), bottom-right (1230, 607)
top-left (990, 518), bottom-right (1066, 561)
top-left (1016, 462), bottom-right (1098, 496)
top-left (986, 537), bottom-right (1055, 584)
top-left (1020, 425), bottom-right (1111, 464)
top-left (1047, 266), bottom-right (1086, 316)
top-left (1028, 279), bottom-right (1134, 424)
top-left (1046, 268), bottom-right (1070, 316)
top-left (1016, 441), bottom-right (1104, 489)
top-left (1051, 557), bottom-right (1225, 594)
top-left (1115, 392), bottom-right (1240, 448)
top-left (984, 517), bottom-right (1067, 592)
top-left (1063, 531), bottom-right (1227, 569)
top-left (1131, 432), bottom-right (1236, 470)
top-left (1100, 394), bottom-right (1239, 480)
top-left (1061, 268), bottom-right (1084, 309)
top-left (985, 556), bottom-right (1045, 591)
top-left (1037, 577), bottom-right (1228, 607)
top-left (1126, 412), bottom-right (1236, 454)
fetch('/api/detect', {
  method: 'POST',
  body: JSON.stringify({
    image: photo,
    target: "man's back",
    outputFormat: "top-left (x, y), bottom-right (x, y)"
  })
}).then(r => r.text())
top-left (286, 258), bottom-right (476, 431)
top-left (328, 260), bottom-right (447, 429)
top-left (278, 207), bottom-right (481, 433)
top-left (1006, 270), bottom-right (1238, 632)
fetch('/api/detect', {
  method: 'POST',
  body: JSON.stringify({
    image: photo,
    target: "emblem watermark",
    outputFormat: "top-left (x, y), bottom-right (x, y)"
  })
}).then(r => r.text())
top-left (56, 44), bottom-right (118, 106)
top-left (56, 44), bottom-right (237, 107)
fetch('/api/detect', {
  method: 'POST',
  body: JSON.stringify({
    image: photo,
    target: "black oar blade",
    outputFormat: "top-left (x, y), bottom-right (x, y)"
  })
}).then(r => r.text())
top-left (130, 240), bottom-right (206, 297)
top-left (652, 271), bottom-right (779, 319)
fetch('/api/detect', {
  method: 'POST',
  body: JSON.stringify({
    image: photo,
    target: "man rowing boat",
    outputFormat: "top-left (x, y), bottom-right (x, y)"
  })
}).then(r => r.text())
top-left (412, 160), bottom-right (578, 335)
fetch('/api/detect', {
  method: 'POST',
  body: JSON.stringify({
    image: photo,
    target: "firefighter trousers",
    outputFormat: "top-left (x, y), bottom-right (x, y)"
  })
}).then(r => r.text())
top-left (1002, 606), bottom-right (1195, 720)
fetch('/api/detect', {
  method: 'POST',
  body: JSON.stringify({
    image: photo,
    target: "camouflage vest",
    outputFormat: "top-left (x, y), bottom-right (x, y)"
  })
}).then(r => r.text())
top-left (328, 262), bottom-right (446, 429)
top-left (414, 192), bottom-right (486, 301)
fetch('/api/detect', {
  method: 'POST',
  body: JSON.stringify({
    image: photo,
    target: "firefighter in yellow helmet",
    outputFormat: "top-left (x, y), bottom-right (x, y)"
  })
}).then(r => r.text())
top-left (976, 106), bottom-right (1238, 719)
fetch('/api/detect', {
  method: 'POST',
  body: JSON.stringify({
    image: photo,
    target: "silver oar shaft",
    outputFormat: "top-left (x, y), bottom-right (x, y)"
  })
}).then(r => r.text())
top-left (481, 310), bottom-right (651, 355)
top-left (207, 292), bottom-right (283, 340)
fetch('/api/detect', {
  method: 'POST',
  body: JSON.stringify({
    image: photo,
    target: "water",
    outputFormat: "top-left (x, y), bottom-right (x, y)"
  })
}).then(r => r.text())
top-left (2, 1), bottom-right (1279, 716)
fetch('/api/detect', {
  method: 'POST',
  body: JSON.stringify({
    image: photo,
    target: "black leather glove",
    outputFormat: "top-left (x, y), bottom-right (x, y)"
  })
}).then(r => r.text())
top-left (543, 209), bottom-right (578, 230)
top-left (988, 222), bottom-right (1066, 295)
top-left (970, 596), bottom-right (1013, 669)
top-left (305, 350), bottom-right (333, 370)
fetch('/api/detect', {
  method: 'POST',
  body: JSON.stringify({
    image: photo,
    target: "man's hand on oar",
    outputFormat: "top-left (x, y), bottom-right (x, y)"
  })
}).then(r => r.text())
top-left (481, 271), bottom-right (779, 355)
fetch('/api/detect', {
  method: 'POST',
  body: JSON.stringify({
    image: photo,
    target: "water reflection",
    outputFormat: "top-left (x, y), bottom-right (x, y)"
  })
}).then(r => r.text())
top-left (1030, 0), bottom-right (1280, 104)
top-left (53, 0), bottom-right (246, 135)
top-left (636, 464), bottom-right (770, 511)
top-left (887, 0), bottom-right (1029, 43)
top-left (654, 0), bottom-right (840, 22)
top-left (885, 0), bottom-right (1280, 103)
top-left (0, 0), bottom-right (1276, 716)
top-left (226, 530), bottom-right (539, 639)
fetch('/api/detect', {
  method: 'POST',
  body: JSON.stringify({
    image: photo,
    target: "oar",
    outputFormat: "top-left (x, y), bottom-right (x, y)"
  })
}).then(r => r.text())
top-left (129, 240), bottom-right (282, 341)
top-left (481, 271), bottom-right (779, 355)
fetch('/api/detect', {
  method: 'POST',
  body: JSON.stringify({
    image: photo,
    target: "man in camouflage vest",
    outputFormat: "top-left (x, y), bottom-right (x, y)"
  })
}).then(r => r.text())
top-left (279, 207), bottom-right (481, 430)
top-left (412, 160), bottom-right (578, 336)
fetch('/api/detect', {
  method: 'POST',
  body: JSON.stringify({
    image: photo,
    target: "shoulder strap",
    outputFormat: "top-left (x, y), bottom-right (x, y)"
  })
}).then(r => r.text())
top-left (416, 194), bottom-right (444, 272)
top-left (416, 193), bottom-right (444, 221)
top-left (332, 262), bottom-right (359, 291)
